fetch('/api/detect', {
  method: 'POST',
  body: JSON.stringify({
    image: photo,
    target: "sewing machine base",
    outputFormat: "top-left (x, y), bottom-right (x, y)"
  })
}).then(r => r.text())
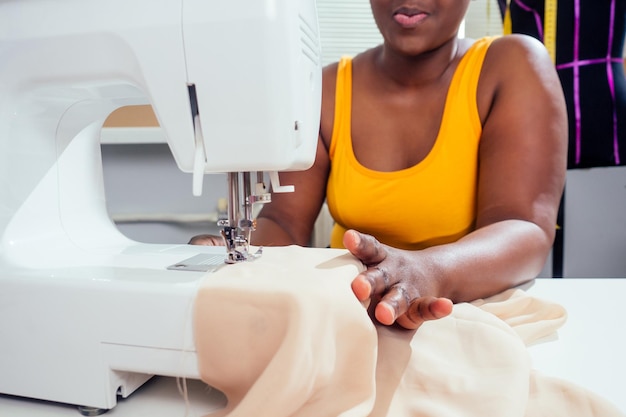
top-left (0, 244), bottom-right (225, 411)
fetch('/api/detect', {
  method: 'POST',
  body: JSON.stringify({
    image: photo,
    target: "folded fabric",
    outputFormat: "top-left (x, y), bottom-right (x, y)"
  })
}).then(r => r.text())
top-left (193, 246), bottom-right (624, 417)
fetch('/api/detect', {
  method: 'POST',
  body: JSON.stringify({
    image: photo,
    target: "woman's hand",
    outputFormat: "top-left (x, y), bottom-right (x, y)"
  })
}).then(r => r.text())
top-left (188, 234), bottom-right (225, 246)
top-left (343, 229), bottom-right (453, 330)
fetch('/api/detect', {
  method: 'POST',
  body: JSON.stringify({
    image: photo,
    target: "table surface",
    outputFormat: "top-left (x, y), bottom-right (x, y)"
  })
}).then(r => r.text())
top-left (1, 278), bottom-right (624, 416)
top-left (525, 278), bottom-right (626, 413)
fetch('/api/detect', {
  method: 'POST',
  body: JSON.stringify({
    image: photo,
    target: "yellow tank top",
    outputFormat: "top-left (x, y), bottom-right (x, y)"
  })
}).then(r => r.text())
top-left (327, 37), bottom-right (495, 250)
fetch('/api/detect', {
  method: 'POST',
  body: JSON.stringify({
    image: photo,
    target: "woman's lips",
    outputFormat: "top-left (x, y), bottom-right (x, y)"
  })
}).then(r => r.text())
top-left (393, 9), bottom-right (427, 28)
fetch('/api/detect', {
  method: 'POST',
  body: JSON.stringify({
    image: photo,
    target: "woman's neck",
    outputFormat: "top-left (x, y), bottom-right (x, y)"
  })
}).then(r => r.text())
top-left (372, 37), bottom-right (464, 89)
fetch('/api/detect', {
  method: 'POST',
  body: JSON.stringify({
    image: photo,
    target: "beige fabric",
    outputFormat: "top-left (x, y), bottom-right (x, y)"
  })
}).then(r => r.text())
top-left (193, 246), bottom-right (624, 417)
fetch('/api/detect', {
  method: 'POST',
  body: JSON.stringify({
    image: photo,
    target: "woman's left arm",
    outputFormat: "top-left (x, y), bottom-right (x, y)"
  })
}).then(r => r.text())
top-left (347, 35), bottom-right (568, 329)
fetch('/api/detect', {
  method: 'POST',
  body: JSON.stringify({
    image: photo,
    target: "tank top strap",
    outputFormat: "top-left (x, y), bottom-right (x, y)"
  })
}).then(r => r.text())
top-left (451, 36), bottom-right (496, 117)
top-left (329, 57), bottom-right (353, 159)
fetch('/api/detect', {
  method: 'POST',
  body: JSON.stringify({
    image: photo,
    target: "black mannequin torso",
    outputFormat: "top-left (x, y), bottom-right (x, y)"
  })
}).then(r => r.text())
top-left (504, 0), bottom-right (626, 168)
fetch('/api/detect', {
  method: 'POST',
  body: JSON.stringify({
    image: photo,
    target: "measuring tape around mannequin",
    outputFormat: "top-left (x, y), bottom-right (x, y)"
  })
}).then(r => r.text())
top-left (503, 0), bottom-right (557, 64)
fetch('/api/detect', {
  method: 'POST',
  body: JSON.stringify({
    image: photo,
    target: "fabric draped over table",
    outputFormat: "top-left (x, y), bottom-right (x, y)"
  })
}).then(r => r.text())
top-left (193, 246), bottom-right (624, 417)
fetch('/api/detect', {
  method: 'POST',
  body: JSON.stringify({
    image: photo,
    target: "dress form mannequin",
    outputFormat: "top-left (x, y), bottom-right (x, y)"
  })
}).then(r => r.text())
top-left (503, 0), bottom-right (626, 169)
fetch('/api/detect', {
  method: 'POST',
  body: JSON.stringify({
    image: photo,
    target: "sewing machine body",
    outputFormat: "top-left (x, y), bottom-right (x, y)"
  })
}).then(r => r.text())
top-left (0, 0), bottom-right (321, 411)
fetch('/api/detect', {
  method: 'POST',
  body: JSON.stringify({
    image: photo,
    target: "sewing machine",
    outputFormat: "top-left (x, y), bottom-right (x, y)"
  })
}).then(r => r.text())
top-left (0, 0), bottom-right (321, 414)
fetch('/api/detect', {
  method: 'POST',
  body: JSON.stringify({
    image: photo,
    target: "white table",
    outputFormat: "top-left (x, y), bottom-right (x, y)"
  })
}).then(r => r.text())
top-left (525, 278), bottom-right (626, 412)
top-left (1, 278), bottom-right (624, 416)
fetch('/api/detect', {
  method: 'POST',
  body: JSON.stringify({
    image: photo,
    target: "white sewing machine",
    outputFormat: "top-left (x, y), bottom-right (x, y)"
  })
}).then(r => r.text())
top-left (0, 0), bottom-right (321, 414)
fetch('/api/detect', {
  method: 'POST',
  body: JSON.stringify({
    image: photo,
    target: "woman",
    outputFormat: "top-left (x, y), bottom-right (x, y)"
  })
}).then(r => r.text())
top-left (193, 0), bottom-right (568, 330)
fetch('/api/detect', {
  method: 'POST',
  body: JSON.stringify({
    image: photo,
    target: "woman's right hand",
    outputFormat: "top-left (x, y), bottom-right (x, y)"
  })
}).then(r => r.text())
top-left (188, 234), bottom-right (225, 246)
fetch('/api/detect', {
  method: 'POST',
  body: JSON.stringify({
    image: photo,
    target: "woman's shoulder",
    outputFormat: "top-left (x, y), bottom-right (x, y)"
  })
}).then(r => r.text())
top-left (322, 47), bottom-right (378, 77)
top-left (464, 34), bottom-right (547, 62)
top-left (486, 34), bottom-right (552, 67)
top-left (473, 34), bottom-right (558, 126)
top-left (322, 61), bottom-right (340, 89)
top-left (478, 34), bottom-right (555, 91)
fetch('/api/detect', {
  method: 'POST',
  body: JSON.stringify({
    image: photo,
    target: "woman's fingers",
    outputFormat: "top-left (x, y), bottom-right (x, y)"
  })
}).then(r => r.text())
top-left (394, 297), bottom-right (454, 330)
top-left (351, 275), bottom-right (372, 301)
top-left (351, 264), bottom-right (396, 301)
top-left (346, 229), bottom-right (453, 329)
top-left (345, 230), bottom-right (396, 301)
top-left (374, 284), bottom-right (411, 325)
top-left (343, 229), bottom-right (387, 265)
